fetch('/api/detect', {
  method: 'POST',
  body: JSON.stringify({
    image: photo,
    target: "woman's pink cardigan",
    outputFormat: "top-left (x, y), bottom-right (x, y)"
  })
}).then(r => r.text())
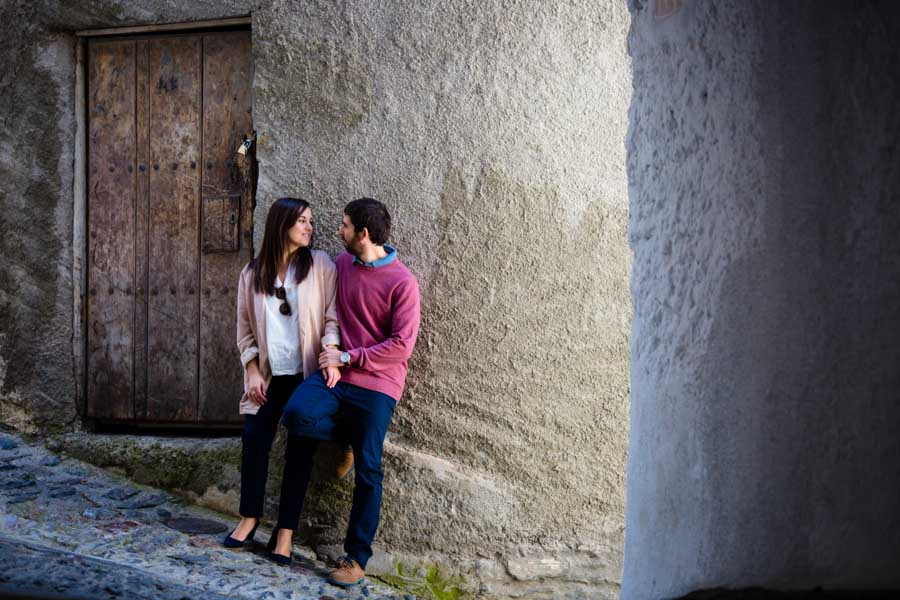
top-left (235, 249), bottom-right (341, 415)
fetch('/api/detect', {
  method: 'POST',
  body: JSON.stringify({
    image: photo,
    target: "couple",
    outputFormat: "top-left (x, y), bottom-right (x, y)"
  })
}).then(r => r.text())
top-left (223, 197), bottom-right (420, 588)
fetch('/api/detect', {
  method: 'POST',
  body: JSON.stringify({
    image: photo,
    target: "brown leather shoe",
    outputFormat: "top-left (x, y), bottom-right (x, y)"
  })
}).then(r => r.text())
top-left (335, 445), bottom-right (354, 480)
top-left (327, 556), bottom-right (365, 587)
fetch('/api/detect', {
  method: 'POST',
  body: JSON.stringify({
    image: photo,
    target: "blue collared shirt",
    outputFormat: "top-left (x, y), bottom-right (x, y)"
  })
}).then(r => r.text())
top-left (352, 244), bottom-right (398, 268)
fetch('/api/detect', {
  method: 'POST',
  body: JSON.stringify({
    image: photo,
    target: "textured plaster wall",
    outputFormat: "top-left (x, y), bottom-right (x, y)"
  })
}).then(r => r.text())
top-left (252, 2), bottom-right (631, 596)
top-left (1, 1), bottom-right (632, 597)
top-left (623, 1), bottom-right (900, 598)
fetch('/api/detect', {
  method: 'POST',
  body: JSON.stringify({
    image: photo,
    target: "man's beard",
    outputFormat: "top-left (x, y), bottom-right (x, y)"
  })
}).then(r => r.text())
top-left (343, 235), bottom-right (363, 257)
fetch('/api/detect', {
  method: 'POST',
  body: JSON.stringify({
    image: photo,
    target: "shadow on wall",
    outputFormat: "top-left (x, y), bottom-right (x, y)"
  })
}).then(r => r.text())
top-left (623, 0), bottom-right (900, 598)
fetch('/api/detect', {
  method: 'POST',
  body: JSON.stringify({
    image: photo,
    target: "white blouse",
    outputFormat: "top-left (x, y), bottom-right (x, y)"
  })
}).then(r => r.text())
top-left (264, 268), bottom-right (301, 376)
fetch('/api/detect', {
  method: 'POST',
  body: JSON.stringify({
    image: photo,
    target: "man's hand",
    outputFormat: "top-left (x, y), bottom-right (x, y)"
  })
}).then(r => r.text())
top-left (323, 365), bottom-right (341, 388)
top-left (318, 347), bottom-right (344, 370)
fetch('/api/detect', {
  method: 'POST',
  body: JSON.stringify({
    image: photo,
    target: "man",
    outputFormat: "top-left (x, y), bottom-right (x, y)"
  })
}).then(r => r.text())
top-left (280, 197), bottom-right (421, 587)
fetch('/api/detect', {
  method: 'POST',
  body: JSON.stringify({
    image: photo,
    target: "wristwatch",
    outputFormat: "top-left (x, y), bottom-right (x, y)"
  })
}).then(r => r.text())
top-left (340, 351), bottom-right (351, 367)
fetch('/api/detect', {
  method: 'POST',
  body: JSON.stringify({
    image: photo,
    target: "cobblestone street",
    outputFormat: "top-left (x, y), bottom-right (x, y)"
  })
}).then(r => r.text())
top-left (0, 431), bottom-right (412, 600)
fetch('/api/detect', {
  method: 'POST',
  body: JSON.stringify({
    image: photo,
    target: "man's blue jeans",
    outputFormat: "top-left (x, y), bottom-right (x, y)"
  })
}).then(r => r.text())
top-left (281, 371), bottom-right (396, 569)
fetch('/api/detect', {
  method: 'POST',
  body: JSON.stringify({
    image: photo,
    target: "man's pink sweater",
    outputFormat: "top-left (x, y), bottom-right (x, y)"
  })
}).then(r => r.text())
top-left (336, 251), bottom-right (421, 401)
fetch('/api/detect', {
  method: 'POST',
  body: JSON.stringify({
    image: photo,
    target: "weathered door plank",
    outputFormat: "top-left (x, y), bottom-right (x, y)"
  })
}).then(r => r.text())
top-left (134, 40), bottom-right (151, 420)
top-left (145, 37), bottom-right (202, 422)
top-left (199, 32), bottom-right (254, 423)
top-left (86, 40), bottom-right (137, 420)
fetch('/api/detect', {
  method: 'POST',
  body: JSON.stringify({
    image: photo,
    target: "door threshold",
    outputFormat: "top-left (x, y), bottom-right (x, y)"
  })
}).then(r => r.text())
top-left (92, 421), bottom-right (242, 437)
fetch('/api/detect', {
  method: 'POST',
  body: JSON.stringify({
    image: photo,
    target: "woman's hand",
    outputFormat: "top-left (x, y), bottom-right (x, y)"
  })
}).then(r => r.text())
top-left (323, 366), bottom-right (341, 389)
top-left (246, 361), bottom-right (267, 405)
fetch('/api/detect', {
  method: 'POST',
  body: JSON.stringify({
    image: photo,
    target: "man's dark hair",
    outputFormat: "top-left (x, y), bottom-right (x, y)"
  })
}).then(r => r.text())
top-left (344, 197), bottom-right (391, 245)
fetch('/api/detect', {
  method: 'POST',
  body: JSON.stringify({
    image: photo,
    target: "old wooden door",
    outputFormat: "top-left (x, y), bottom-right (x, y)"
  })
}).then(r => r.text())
top-left (86, 31), bottom-right (253, 425)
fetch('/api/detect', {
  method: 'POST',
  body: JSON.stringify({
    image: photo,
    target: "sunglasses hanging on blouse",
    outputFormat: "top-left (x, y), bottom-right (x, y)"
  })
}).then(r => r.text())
top-left (274, 286), bottom-right (291, 316)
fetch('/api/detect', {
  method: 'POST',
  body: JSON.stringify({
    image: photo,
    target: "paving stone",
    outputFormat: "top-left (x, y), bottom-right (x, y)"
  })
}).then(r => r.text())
top-left (94, 520), bottom-right (143, 534)
top-left (0, 478), bottom-right (36, 491)
top-left (82, 508), bottom-right (118, 519)
top-left (163, 517), bottom-right (228, 535)
top-left (40, 455), bottom-right (61, 467)
top-left (48, 486), bottom-right (77, 498)
top-left (7, 492), bottom-right (40, 504)
top-left (187, 536), bottom-right (224, 549)
top-left (103, 487), bottom-right (140, 501)
top-left (49, 476), bottom-right (84, 485)
top-left (1, 454), bottom-right (29, 464)
top-left (81, 492), bottom-right (105, 508)
top-left (168, 553), bottom-right (211, 565)
top-left (114, 492), bottom-right (168, 509)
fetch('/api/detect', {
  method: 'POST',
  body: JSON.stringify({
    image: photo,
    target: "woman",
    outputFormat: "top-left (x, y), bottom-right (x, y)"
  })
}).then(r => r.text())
top-left (223, 197), bottom-right (341, 565)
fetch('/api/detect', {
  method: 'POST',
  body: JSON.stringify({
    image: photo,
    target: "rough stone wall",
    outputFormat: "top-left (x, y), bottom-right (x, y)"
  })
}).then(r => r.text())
top-left (1, 1), bottom-right (632, 597)
top-left (1, 3), bottom-right (79, 433)
top-left (624, 1), bottom-right (900, 597)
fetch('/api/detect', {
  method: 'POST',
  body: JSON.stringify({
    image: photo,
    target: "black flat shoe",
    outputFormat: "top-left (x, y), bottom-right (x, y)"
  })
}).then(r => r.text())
top-left (268, 551), bottom-right (292, 566)
top-left (266, 529), bottom-right (292, 565)
top-left (223, 521), bottom-right (258, 549)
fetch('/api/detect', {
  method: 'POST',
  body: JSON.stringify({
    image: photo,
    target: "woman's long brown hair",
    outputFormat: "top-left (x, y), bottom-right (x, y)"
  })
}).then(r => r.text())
top-left (249, 197), bottom-right (314, 295)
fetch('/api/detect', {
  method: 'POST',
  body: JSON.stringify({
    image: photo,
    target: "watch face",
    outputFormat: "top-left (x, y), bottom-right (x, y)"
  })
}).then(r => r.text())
top-left (341, 351), bottom-right (351, 365)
